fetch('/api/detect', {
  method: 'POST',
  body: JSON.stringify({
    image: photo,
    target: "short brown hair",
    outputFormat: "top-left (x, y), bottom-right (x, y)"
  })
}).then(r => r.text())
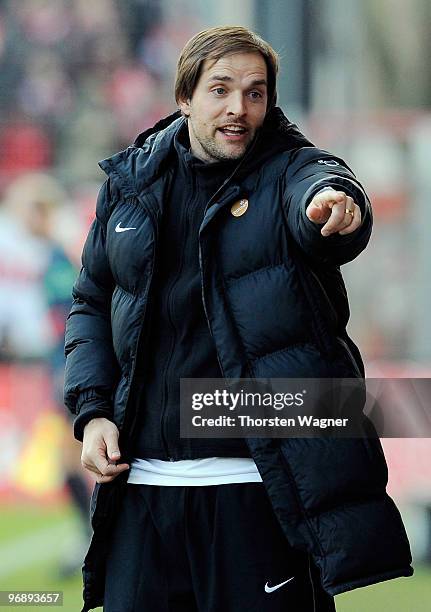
top-left (175, 26), bottom-right (279, 112)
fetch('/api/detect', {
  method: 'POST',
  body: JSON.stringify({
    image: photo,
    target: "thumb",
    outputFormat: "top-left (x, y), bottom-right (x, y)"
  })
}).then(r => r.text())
top-left (105, 430), bottom-right (121, 461)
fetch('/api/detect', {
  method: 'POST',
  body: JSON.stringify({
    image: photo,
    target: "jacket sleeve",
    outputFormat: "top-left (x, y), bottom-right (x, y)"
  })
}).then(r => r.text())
top-left (283, 148), bottom-right (373, 265)
top-left (64, 179), bottom-right (121, 441)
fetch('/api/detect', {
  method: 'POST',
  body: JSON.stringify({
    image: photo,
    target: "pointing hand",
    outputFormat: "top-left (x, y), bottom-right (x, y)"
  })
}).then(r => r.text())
top-left (306, 189), bottom-right (362, 237)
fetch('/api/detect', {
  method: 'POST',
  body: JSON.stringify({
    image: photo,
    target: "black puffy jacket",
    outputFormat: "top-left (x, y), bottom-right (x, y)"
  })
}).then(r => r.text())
top-left (64, 108), bottom-right (412, 611)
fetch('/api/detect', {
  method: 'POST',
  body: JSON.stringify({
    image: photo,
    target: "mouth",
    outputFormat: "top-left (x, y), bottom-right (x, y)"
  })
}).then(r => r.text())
top-left (217, 124), bottom-right (249, 141)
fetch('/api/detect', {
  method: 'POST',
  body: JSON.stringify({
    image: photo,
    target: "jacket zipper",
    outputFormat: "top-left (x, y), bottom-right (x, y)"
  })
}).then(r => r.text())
top-left (159, 178), bottom-right (197, 461)
top-left (198, 186), bottom-right (243, 378)
top-left (198, 242), bottom-right (226, 377)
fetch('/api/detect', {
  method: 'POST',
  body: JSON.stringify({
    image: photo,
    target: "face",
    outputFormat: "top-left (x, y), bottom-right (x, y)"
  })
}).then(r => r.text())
top-left (179, 51), bottom-right (268, 163)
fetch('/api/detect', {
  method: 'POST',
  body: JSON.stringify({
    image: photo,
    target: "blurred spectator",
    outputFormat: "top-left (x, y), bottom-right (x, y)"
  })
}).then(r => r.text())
top-left (0, 172), bottom-right (91, 575)
top-left (0, 175), bottom-right (55, 360)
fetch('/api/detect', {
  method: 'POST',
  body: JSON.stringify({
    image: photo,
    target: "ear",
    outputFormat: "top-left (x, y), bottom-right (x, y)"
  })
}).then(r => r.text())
top-left (178, 98), bottom-right (191, 117)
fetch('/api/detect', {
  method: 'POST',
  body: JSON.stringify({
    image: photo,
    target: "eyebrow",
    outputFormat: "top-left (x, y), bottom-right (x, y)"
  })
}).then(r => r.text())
top-left (207, 75), bottom-right (267, 88)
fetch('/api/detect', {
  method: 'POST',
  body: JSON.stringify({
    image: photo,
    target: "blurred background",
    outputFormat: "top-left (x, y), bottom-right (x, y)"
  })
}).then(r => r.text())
top-left (0, 0), bottom-right (430, 610)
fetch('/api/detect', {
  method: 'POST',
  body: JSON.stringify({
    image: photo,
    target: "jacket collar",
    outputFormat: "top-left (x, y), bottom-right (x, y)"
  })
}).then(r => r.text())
top-left (98, 107), bottom-right (313, 197)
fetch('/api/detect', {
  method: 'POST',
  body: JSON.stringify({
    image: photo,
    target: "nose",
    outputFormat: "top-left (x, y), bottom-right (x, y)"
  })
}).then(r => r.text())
top-left (226, 92), bottom-right (246, 117)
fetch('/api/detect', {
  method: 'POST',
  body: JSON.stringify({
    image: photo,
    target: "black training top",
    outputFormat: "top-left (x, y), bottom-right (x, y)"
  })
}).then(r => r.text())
top-left (131, 124), bottom-right (250, 459)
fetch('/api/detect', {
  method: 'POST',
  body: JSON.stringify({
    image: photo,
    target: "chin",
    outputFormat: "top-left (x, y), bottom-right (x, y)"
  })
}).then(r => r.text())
top-left (227, 152), bottom-right (246, 161)
top-left (228, 150), bottom-right (247, 161)
top-left (219, 144), bottom-right (247, 160)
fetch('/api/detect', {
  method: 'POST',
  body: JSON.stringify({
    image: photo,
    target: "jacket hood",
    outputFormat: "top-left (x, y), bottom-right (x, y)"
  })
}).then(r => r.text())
top-left (98, 107), bottom-right (314, 196)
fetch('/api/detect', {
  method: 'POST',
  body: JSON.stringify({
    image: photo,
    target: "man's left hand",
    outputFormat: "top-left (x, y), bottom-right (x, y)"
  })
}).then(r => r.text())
top-left (306, 190), bottom-right (362, 237)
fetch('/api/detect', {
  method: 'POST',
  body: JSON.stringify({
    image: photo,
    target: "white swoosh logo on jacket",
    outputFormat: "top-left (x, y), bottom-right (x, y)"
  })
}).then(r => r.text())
top-left (115, 222), bottom-right (136, 233)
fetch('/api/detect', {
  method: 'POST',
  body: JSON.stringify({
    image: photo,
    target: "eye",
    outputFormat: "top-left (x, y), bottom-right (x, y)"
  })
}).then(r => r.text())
top-left (212, 87), bottom-right (226, 95)
top-left (249, 91), bottom-right (263, 100)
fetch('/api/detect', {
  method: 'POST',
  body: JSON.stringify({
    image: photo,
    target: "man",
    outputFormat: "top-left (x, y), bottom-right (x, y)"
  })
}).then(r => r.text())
top-left (64, 26), bottom-right (412, 612)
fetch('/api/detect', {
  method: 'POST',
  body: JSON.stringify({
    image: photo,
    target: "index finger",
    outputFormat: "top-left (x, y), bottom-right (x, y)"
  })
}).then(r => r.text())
top-left (95, 466), bottom-right (130, 484)
top-left (312, 190), bottom-right (346, 207)
top-left (91, 447), bottom-right (129, 476)
top-left (320, 201), bottom-right (349, 236)
top-left (101, 461), bottom-right (130, 476)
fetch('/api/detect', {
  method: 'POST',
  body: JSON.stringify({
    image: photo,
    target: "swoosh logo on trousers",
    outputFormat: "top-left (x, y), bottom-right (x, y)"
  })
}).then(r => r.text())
top-left (264, 576), bottom-right (294, 593)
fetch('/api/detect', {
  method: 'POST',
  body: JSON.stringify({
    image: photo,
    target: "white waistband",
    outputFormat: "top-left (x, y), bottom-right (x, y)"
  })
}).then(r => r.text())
top-left (127, 457), bottom-right (263, 486)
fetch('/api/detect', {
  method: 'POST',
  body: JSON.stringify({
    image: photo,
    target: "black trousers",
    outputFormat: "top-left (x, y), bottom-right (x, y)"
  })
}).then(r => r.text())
top-left (104, 483), bottom-right (336, 612)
